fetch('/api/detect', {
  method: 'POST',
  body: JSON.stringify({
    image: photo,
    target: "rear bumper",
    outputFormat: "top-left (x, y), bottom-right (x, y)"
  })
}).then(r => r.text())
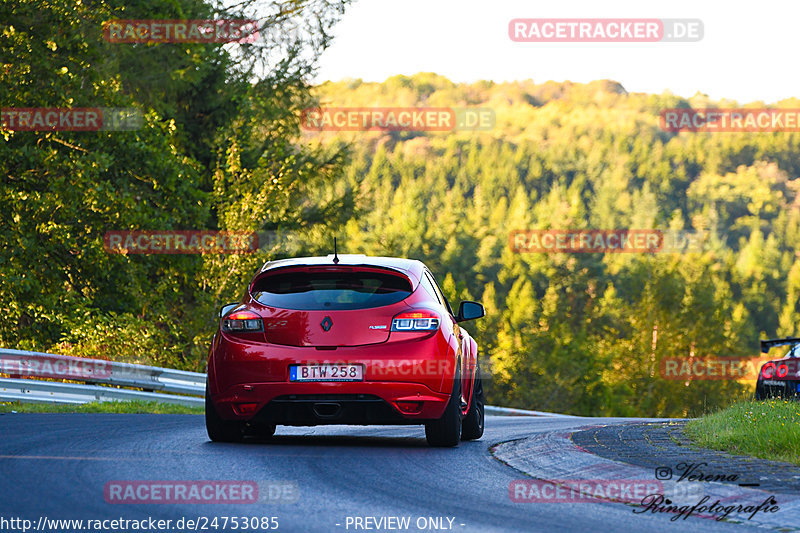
top-left (253, 394), bottom-right (413, 426)
top-left (756, 378), bottom-right (800, 400)
top-left (210, 381), bottom-right (451, 424)
top-left (207, 324), bottom-right (459, 425)
top-left (208, 331), bottom-right (454, 393)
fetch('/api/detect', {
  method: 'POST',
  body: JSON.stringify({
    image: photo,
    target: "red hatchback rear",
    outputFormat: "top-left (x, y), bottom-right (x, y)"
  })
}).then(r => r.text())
top-left (205, 254), bottom-right (486, 446)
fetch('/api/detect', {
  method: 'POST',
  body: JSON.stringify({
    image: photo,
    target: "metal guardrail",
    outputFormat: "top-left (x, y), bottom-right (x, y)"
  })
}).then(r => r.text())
top-left (0, 348), bottom-right (204, 406)
top-left (484, 405), bottom-right (579, 418)
top-left (0, 378), bottom-right (203, 406)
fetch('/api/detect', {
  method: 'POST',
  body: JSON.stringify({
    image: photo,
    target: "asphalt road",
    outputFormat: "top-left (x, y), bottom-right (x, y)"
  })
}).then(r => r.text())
top-left (0, 414), bottom-right (785, 533)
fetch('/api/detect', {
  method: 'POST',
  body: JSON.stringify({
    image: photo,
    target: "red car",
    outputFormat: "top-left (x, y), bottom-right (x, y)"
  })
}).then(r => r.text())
top-left (205, 254), bottom-right (486, 447)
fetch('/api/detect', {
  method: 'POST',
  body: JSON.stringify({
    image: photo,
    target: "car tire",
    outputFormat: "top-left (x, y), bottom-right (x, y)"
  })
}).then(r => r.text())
top-left (247, 422), bottom-right (276, 440)
top-left (205, 385), bottom-right (245, 443)
top-left (461, 365), bottom-right (484, 441)
top-left (425, 367), bottom-right (462, 447)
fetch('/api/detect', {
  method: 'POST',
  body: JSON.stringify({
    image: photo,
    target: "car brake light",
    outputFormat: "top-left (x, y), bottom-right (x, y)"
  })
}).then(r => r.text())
top-left (234, 403), bottom-right (259, 415)
top-left (222, 311), bottom-right (264, 332)
top-left (397, 401), bottom-right (423, 413)
top-left (391, 311), bottom-right (440, 331)
top-left (761, 362), bottom-right (790, 379)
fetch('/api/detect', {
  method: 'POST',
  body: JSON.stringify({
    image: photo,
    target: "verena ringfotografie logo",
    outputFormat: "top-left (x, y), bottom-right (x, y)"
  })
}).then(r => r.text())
top-left (510, 480), bottom-right (662, 504)
top-left (509, 19), bottom-right (703, 43)
top-left (635, 494), bottom-right (780, 522)
top-left (661, 109), bottom-right (800, 132)
top-left (510, 230), bottom-right (705, 254)
top-left (104, 481), bottom-right (298, 504)
top-left (300, 107), bottom-right (495, 132)
top-left (104, 231), bottom-right (257, 255)
top-left (1, 108), bottom-right (142, 131)
top-left (660, 357), bottom-right (777, 380)
top-left (103, 19), bottom-right (260, 44)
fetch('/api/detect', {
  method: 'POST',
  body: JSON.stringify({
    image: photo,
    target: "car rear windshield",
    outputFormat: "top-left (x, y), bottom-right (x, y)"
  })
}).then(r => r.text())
top-left (251, 270), bottom-right (413, 310)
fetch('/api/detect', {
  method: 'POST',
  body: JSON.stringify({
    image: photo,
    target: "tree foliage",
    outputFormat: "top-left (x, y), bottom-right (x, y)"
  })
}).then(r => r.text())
top-left (304, 75), bottom-right (800, 417)
top-left (0, 0), bottom-right (352, 369)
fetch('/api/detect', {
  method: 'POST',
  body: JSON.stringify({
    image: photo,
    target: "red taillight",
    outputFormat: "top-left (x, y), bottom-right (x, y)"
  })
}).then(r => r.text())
top-left (223, 311), bottom-right (263, 332)
top-left (396, 401), bottom-right (423, 414)
top-left (404, 312), bottom-right (434, 319)
top-left (761, 362), bottom-right (790, 379)
top-left (391, 311), bottom-right (440, 332)
top-left (234, 403), bottom-right (259, 415)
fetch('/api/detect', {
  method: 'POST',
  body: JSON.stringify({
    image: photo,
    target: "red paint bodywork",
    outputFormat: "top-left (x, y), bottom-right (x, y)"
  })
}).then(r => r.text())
top-left (207, 255), bottom-right (479, 425)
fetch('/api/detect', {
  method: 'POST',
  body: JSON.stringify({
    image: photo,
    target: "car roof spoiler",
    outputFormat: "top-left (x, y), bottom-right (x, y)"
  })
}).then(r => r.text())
top-left (760, 337), bottom-right (800, 353)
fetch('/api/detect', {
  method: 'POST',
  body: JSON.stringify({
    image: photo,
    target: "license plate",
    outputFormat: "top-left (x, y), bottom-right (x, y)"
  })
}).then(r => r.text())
top-left (289, 364), bottom-right (364, 382)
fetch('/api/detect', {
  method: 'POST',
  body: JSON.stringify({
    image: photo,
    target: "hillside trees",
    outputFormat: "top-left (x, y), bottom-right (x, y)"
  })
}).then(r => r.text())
top-left (0, 0), bottom-right (351, 367)
top-left (302, 74), bottom-right (800, 416)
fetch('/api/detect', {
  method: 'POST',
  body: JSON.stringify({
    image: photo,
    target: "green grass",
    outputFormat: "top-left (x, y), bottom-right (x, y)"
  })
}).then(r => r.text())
top-left (684, 399), bottom-right (800, 465)
top-left (0, 400), bottom-right (204, 414)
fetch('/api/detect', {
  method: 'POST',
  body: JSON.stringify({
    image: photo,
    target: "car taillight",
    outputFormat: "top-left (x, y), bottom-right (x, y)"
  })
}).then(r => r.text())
top-left (761, 362), bottom-right (790, 379)
top-left (391, 311), bottom-right (440, 331)
top-left (222, 311), bottom-right (264, 332)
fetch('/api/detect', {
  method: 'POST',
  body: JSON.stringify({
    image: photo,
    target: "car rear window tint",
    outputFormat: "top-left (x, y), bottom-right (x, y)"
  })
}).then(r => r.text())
top-left (251, 271), bottom-right (413, 310)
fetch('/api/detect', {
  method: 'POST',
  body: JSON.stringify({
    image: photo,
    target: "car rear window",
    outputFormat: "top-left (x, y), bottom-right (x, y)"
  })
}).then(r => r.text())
top-left (251, 270), bottom-right (413, 310)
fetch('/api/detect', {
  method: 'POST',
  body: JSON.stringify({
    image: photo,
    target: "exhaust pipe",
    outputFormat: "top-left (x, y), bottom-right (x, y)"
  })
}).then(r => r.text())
top-left (312, 402), bottom-right (342, 418)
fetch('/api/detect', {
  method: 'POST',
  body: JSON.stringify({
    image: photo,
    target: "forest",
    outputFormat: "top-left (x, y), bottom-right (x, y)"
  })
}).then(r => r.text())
top-left (3, 0), bottom-right (799, 417)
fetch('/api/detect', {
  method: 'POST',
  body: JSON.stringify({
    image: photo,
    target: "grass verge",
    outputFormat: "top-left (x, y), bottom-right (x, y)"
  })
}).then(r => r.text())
top-left (684, 399), bottom-right (800, 466)
top-left (0, 400), bottom-right (203, 414)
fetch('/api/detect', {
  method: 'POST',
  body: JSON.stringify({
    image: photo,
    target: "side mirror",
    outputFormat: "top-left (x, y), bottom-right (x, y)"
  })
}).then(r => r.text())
top-left (219, 302), bottom-right (239, 319)
top-left (456, 301), bottom-right (485, 323)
